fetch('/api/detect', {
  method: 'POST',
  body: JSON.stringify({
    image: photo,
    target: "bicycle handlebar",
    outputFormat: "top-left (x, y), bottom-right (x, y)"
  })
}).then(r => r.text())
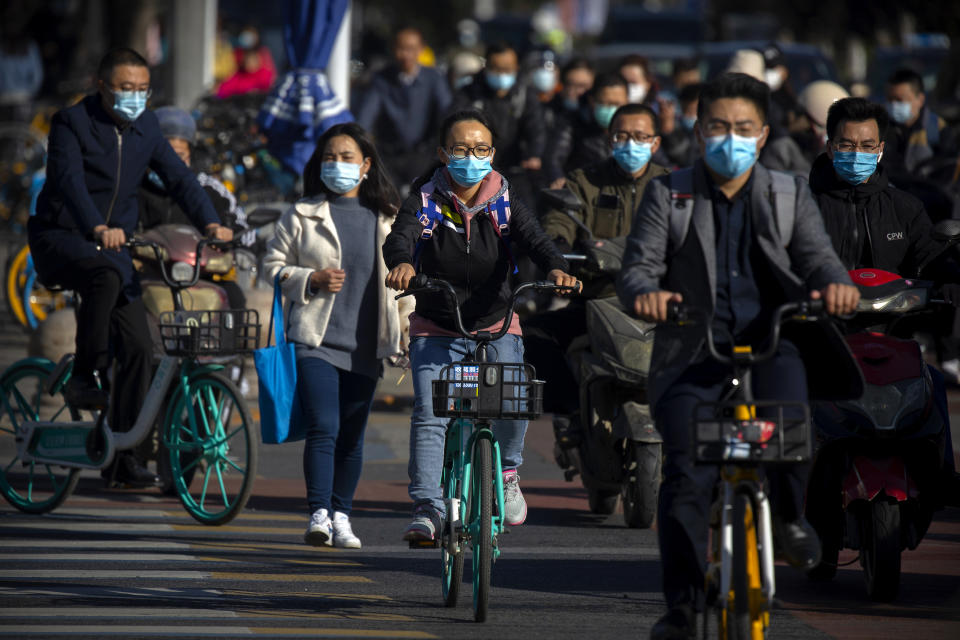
top-left (666, 298), bottom-right (825, 366)
top-left (396, 273), bottom-right (579, 344)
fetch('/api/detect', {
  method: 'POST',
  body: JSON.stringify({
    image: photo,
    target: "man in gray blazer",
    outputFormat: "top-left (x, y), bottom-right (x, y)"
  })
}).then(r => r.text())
top-left (617, 73), bottom-right (860, 640)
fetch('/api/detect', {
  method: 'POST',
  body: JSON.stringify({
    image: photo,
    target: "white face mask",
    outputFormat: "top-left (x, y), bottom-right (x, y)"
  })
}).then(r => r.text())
top-left (627, 82), bottom-right (648, 104)
top-left (764, 69), bottom-right (784, 91)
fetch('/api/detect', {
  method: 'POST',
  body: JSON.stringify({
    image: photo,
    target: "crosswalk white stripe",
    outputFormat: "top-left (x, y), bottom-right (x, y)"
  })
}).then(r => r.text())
top-left (0, 570), bottom-right (370, 582)
top-left (0, 553), bottom-right (199, 561)
top-left (0, 540), bottom-right (189, 549)
top-left (0, 608), bottom-right (238, 618)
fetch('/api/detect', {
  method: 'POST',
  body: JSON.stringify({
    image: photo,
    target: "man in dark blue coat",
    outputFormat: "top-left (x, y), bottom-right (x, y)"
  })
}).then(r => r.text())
top-left (27, 48), bottom-right (233, 486)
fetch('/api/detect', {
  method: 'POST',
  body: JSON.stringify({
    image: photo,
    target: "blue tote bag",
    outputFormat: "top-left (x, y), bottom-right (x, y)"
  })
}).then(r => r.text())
top-left (254, 275), bottom-right (304, 444)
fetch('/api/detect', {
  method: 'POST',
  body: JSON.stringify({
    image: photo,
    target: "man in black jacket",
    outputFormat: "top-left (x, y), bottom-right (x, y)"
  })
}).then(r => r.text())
top-left (809, 96), bottom-right (960, 503)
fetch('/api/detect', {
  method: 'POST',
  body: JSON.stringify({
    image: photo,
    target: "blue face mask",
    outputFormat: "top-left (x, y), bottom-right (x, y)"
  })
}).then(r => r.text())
top-left (703, 133), bottom-right (759, 179)
top-left (485, 72), bottom-right (516, 92)
top-left (321, 161), bottom-right (363, 194)
top-left (612, 141), bottom-right (653, 174)
top-left (594, 104), bottom-right (618, 129)
top-left (445, 153), bottom-right (492, 187)
top-left (887, 100), bottom-right (913, 124)
top-left (112, 90), bottom-right (148, 122)
top-left (532, 68), bottom-right (556, 93)
top-left (681, 115), bottom-right (697, 131)
top-left (832, 150), bottom-right (879, 185)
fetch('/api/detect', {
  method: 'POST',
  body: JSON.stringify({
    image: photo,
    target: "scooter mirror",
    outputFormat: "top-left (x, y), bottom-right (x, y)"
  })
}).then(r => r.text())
top-left (931, 219), bottom-right (960, 243)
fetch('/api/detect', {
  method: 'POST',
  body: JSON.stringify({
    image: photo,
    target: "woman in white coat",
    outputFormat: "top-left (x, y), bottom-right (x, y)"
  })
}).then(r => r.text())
top-left (264, 123), bottom-right (409, 548)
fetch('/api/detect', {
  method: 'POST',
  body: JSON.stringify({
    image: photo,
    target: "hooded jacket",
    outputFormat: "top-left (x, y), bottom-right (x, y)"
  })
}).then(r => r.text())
top-left (382, 167), bottom-right (568, 332)
top-left (808, 153), bottom-right (941, 277)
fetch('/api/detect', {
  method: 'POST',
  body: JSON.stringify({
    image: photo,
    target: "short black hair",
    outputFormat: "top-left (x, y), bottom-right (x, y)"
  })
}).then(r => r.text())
top-left (673, 58), bottom-right (700, 76)
top-left (826, 97), bottom-right (889, 141)
top-left (439, 109), bottom-right (497, 147)
top-left (97, 48), bottom-right (149, 82)
top-left (591, 72), bottom-right (628, 96)
top-left (561, 57), bottom-right (594, 81)
top-left (618, 54), bottom-right (650, 74)
top-left (696, 72), bottom-right (769, 124)
top-left (610, 103), bottom-right (660, 136)
top-left (485, 41), bottom-right (516, 60)
top-left (887, 67), bottom-right (924, 95)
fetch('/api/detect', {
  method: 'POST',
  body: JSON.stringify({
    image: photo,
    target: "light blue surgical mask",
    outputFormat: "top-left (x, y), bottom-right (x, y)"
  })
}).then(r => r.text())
top-left (485, 72), bottom-right (516, 92)
top-left (703, 133), bottom-right (759, 179)
top-left (445, 153), bottom-right (492, 187)
top-left (321, 161), bottom-right (363, 194)
top-left (681, 115), bottom-right (697, 131)
top-left (612, 141), bottom-right (653, 174)
top-left (887, 100), bottom-right (913, 124)
top-left (832, 150), bottom-right (879, 185)
top-left (112, 90), bottom-right (148, 122)
top-left (594, 104), bottom-right (618, 129)
top-left (532, 68), bottom-right (556, 93)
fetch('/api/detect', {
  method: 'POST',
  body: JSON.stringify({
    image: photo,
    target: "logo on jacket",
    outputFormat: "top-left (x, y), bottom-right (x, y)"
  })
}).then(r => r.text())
top-left (886, 232), bottom-right (904, 241)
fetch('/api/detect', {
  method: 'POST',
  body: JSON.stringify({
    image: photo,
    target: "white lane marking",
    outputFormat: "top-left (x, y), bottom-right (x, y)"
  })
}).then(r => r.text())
top-left (0, 608), bottom-right (238, 618)
top-left (0, 553), bottom-right (200, 561)
top-left (0, 570), bottom-right (370, 582)
top-left (0, 540), bottom-right (189, 549)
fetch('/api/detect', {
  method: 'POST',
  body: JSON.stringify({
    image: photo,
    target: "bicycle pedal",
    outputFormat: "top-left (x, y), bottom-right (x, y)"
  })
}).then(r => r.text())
top-left (408, 539), bottom-right (439, 549)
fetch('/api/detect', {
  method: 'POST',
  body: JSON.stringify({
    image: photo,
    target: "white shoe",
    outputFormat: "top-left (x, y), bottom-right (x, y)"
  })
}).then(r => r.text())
top-left (503, 470), bottom-right (527, 526)
top-left (304, 508), bottom-right (333, 547)
top-left (332, 511), bottom-right (362, 549)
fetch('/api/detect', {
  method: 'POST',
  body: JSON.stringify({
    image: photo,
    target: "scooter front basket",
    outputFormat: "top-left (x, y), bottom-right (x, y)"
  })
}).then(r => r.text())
top-left (692, 400), bottom-right (811, 465)
top-left (158, 308), bottom-right (260, 356)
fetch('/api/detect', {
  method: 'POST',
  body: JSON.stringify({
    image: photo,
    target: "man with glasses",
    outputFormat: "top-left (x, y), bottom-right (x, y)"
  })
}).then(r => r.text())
top-left (617, 73), bottom-right (860, 639)
top-left (806, 96), bottom-right (960, 511)
top-left (525, 104), bottom-right (669, 444)
top-left (27, 48), bottom-right (232, 487)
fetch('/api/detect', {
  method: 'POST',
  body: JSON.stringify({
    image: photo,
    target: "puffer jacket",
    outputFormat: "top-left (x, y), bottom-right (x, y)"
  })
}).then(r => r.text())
top-left (809, 153), bottom-right (942, 277)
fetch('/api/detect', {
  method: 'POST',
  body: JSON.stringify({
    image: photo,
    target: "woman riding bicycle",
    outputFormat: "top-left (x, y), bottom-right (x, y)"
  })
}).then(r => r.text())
top-left (383, 108), bottom-right (578, 542)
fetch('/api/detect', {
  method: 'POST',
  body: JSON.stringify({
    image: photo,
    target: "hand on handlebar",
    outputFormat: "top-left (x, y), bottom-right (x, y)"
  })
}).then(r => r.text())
top-left (811, 283), bottom-right (859, 316)
top-left (385, 263), bottom-right (416, 291)
top-left (633, 290), bottom-right (684, 323)
top-left (94, 225), bottom-right (126, 251)
top-left (547, 269), bottom-right (581, 296)
top-left (205, 223), bottom-right (233, 243)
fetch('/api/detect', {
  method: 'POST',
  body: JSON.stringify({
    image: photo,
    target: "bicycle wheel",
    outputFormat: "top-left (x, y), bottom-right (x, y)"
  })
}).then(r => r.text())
top-left (4, 244), bottom-right (68, 330)
top-left (0, 359), bottom-right (80, 513)
top-left (731, 492), bottom-right (766, 640)
top-left (163, 371), bottom-right (256, 525)
top-left (470, 436), bottom-right (493, 622)
top-left (441, 467), bottom-right (465, 607)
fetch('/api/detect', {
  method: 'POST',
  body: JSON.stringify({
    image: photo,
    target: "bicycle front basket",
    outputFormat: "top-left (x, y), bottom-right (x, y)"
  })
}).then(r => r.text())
top-left (158, 308), bottom-right (260, 356)
top-left (431, 362), bottom-right (544, 420)
top-left (692, 400), bottom-right (811, 465)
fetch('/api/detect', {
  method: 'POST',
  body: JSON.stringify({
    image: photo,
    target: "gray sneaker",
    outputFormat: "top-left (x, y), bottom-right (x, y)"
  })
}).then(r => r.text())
top-left (503, 470), bottom-right (527, 525)
top-left (403, 505), bottom-right (442, 542)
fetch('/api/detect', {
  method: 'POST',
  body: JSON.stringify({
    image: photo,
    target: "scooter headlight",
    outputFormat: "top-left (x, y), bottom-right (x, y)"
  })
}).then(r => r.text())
top-left (856, 288), bottom-right (928, 313)
top-left (170, 261), bottom-right (194, 283)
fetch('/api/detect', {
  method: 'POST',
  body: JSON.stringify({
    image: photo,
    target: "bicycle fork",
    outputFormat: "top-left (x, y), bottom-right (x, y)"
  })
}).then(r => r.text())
top-left (716, 479), bottom-right (776, 612)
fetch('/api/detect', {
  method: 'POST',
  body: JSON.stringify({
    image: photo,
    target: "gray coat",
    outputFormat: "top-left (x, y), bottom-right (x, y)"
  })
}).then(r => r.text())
top-left (617, 160), bottom-right (854, 410)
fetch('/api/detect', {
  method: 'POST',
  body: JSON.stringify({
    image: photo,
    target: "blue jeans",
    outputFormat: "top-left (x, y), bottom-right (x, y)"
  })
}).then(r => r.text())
top-left (296, 357), bottom-right (377, 515)
top-left (408, 334), bottom-right (527, 516)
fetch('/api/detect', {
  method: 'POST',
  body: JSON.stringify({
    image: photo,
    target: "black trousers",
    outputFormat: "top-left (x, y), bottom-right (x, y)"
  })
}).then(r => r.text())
top-left (653, 341), bottom-right (809, 610)
top-left (521, 301), bottom-right (587, 415)
top-left (60, 259), bottom-right (152, 438)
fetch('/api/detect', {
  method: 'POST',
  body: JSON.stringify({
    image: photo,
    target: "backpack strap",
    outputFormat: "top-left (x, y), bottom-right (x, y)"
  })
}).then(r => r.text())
top-left (412, 181), bottom-right (445, 267)
top-left (487, 189), bottom-right (518, 274)
top-left (769, 171), bottom-right (797, 248)
top-left (668, 168), bottom-right (695, 255)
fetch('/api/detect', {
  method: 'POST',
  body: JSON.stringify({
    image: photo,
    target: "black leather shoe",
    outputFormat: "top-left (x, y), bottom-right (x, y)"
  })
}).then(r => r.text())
top-left (64, 376), bottom-right (109, 410)
top-left (103, 454), bottom-right (161, 488)
top-left (774, 516), bottom-right (822, 570)
top-left (650, 605), bottom-right (695, 640)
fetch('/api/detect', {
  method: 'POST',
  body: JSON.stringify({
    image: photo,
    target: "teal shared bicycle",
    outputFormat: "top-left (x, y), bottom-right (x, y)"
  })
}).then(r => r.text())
top-left (398, 274), bottom-right (574, 622)
top-left (0, 236), bottom-right (260, 524)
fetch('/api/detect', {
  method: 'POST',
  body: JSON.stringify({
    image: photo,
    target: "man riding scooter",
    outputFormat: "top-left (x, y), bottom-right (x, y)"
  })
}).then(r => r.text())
top-left (807, 96), bottom-right (960, 513)
top-left (524, 103), bottom-right (669, 442)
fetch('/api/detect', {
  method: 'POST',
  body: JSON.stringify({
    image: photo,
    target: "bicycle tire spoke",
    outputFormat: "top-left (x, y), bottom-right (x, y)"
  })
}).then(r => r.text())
top-left (222, 454), bottom-right (244, 474)
top-left (214, 460), bottom-right (231, 509)
top-left (199, 459), bottom-right (213, 509)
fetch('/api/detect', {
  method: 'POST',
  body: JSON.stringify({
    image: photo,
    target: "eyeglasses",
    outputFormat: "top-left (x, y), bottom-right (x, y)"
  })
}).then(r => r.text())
top-left (611, 131), bottom-right (658, 145)
top-left (447, 144), bottom-right (493, 159)
top-left (833, 141), bottom-right (881, 153)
